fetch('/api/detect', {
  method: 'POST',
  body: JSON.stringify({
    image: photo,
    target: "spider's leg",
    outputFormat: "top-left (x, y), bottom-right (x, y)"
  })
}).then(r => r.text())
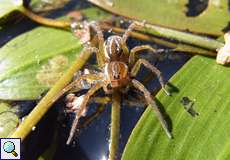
top-left (66, 97), bottom-right (109, 127)
top-left (80, 104), bottom-right (106, 128)
top-left (131, 58), bottom-right (170, 96)
top-left (51, 45), bottom-right (102, 103)
top-left (131, 79), bottom-right (172, 138)
top-left (122, 21), bottom-right (145, 43)
top-left (129, 45), bottom-right (160, 66)
top-left (88, 21), bottom-right (106, 66)
top-left (121, 21), bottom-right (146, 58)
top-left (66, 82), bottom-right (104, 145)
top-left (52, 73), bottom-right (103, 104)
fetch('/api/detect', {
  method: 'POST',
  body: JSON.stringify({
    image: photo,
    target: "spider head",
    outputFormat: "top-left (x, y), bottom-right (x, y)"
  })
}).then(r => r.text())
top-left (104, 35), bottom-right (124, 61)
top-left (105, 61), bottom-right (129, 88)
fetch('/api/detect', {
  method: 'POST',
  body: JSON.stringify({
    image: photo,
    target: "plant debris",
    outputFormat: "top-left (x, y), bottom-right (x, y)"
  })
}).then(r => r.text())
top-left (216, 33), bottom-right (230, 65)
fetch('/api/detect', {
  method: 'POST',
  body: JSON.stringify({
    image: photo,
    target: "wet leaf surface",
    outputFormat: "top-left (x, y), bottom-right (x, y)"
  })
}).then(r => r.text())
top-left (0, 102), bottom-right (19, 137)
top-left (0, 4), bottom-right (111, 100)
top-left (0, 27), bottom-right (82, 100)
top-left (122, 55), bottom-right (230, 160)
top-left (0, 0), bottom-right (23, 19)
top-left (88, 0), bottom-right (230, 35)
top-left (30, 0), bottom-right (70, 12)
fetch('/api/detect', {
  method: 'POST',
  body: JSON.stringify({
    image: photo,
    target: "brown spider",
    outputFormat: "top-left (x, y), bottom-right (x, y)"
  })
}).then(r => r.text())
top-left (60, 21), bottom-right (172, 145)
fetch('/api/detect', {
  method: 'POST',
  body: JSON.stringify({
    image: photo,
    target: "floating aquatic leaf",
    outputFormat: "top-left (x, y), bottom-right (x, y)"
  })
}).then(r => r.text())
top-left (0, 0), bottom-right (23, 19)
top-left (0, 6), bottom-right (112, 100)
top-left (0, 102), bottom-right (19, 137)
top-left (88, 0), bottom-right (230, 35)
top-left (122, 55), bottom-right (230, 160)
top-left (0, 26), bottom-right (82, 100)
top-left (30, 0), bottom-right (70, 12)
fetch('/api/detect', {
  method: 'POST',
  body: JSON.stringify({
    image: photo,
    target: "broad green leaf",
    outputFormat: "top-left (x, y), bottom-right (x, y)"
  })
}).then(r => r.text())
top-left (0, 6), bottom-right (112, 100)
top-left (0, 102), bottom-right (19, 137)
top-left (0, 27), bottom-right (82, 100)
top-left (122, 55), bottom-right (230, 160)
top-left (88, 0), bottom-right (230, 35)
top-left (30, 0), bottom-right (70, 12)
top-left (80, 7), bottom-right (112, 21)
top-left (0, 0), bottom-right (23, 19)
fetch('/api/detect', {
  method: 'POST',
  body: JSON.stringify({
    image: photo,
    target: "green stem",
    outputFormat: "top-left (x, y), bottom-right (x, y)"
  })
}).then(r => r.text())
top-left (174, 44), bottom-right (216, 57)
top-left (17, 7), bottom-right (221, 56)
top-left (10, 50), bottom-right (92, 140)
top-left (109, 91), bottom-right (121, 160)
top-left (20, 7), bottom-right (70, 29)
top-left (142, 22), bottom-right (224, 50)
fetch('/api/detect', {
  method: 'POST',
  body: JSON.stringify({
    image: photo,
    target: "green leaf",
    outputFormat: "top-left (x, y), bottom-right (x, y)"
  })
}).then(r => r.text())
top-left (29, 0), bottom-right (70, 12)
top-left (0, 0), bottom-right (23, 19)
top-left (0, 27), bottom-right (82, 100)
top-left (88, 0), bottom-right (230, 35)
top-left (122, 56), bottom-right (230, 160)
top-left (0, 102), bottom-right (19, 137)
top-left (80, 7), bottom-right (112, 21)
top-left (0, 5), bottom-right (113, 100)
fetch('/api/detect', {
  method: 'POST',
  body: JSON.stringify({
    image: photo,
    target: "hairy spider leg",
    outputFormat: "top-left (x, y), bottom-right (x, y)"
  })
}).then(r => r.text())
top-left (66, 82), bottom-right (104, 145)
top-left (50, 45), bottom-right (102, 103)
top-left (131, 79), bottom-right (172, 139)
top-left (129, 45), bottom-right (161, 86)
top-left (129, 45), bottom-right (160, 66)
top-left (88, 21), bottom-right (106, 66)
top-left (80, 105), bottom-right (106, 129)
top-left (52, 73), bottom-right (103, 104)
top-left (122, 21), bottom-right (145, 43)
top-left (121, 21), bottom-right (146, 60)
top-left (131, 58), bottom-right (170, 96)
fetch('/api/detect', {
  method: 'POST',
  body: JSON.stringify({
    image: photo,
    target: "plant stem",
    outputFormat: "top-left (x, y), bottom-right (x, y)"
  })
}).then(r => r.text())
top-left (18, 7), bottom-right (220, 56)
top-left (109, 90), bottom-right (121, 160)
top-left (141, 22), bottom-right (224, 50)
top-left (10, 49), bottom-right (92, 140)
top-left (20, 7), bottom-right (70, 29)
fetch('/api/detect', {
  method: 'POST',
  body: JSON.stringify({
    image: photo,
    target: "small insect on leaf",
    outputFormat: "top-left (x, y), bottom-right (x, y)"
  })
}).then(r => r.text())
top-left (180, 96), bottom-right (199, 117)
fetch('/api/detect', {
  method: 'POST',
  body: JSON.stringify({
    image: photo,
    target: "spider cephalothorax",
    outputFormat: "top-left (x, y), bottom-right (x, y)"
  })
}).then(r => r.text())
top-left (61, 21), bottom-right (172, 145)
top-left (104, 61), bottom-right (129, 89)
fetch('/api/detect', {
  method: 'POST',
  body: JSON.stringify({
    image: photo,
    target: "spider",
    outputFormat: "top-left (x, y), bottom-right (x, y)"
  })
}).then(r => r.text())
top-left (58, 21), bottom-right (172, 145)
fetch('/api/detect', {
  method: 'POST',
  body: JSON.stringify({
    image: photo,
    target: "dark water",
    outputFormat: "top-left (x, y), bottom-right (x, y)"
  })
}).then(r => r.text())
top-left (0, 0), bottom-right (191, 160)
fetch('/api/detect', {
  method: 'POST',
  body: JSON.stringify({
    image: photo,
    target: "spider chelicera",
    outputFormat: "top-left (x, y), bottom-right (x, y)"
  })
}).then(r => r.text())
top-left (57, 21), bottom-right (172, 145)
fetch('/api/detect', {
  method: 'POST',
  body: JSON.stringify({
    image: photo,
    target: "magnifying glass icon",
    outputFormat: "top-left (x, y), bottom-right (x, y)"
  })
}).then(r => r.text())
top-left (3, 141), bottom-right (18, 157)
